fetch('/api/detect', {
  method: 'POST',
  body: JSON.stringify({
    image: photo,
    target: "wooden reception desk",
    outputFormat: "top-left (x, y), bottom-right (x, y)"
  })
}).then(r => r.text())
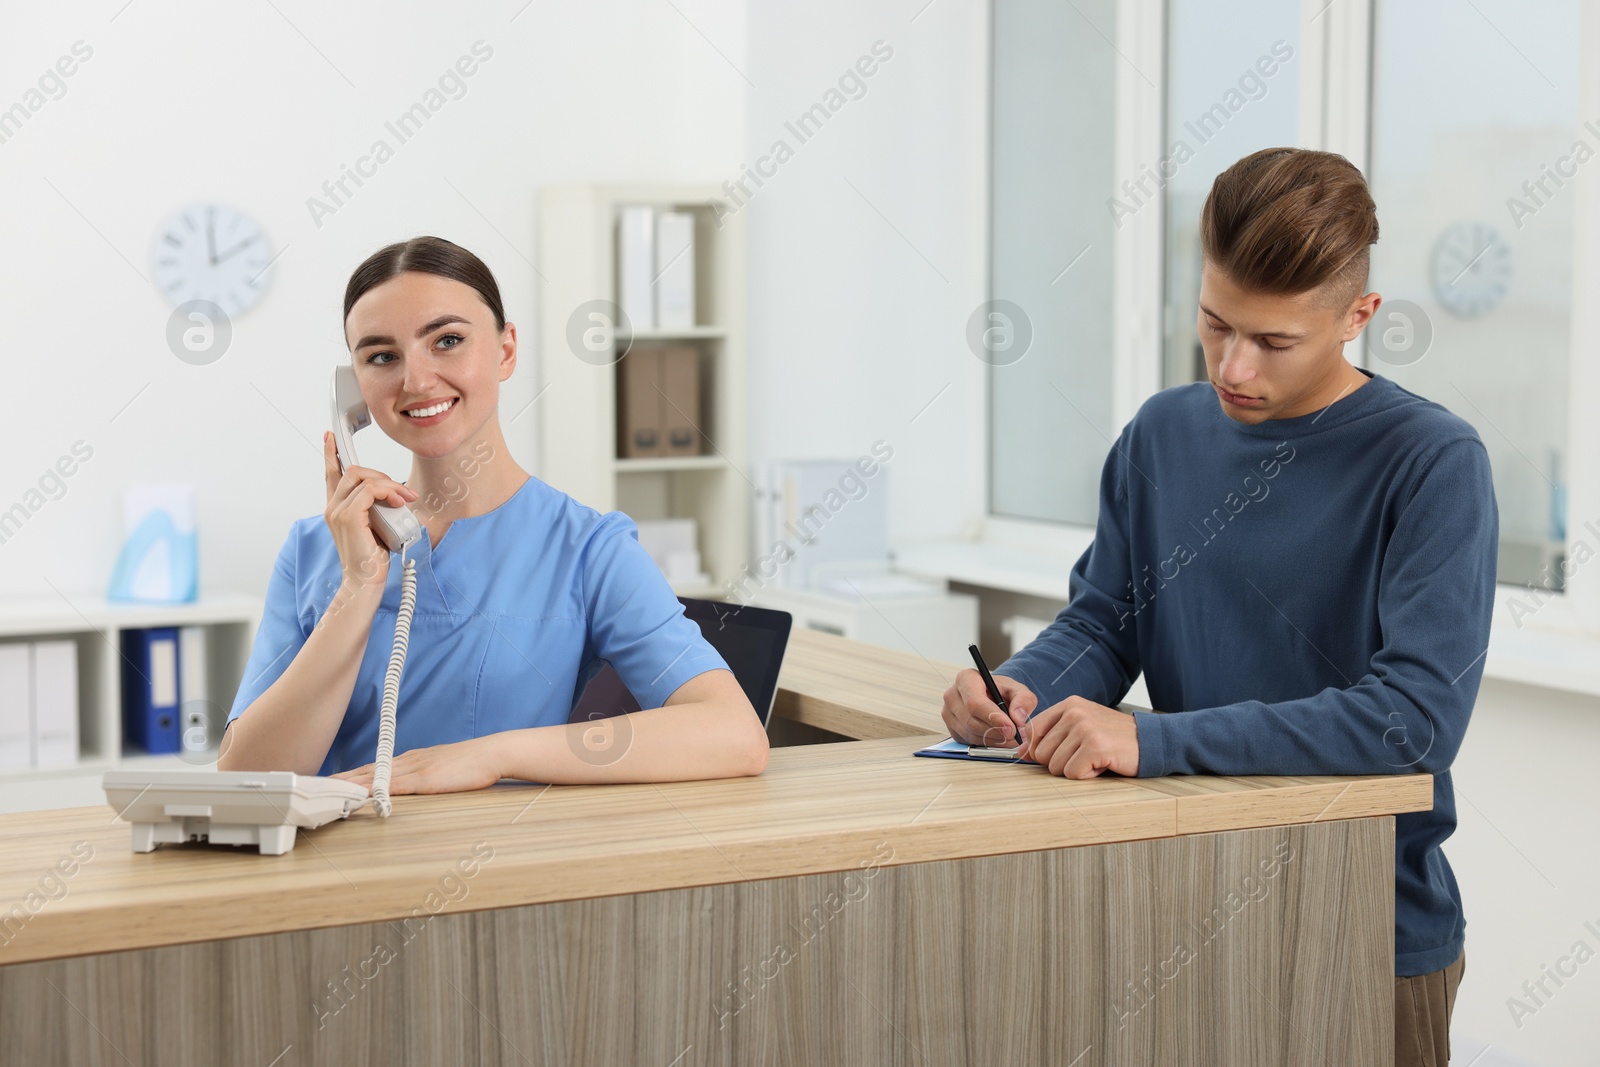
top-left (0, 630), bottom-right (1429, 1066)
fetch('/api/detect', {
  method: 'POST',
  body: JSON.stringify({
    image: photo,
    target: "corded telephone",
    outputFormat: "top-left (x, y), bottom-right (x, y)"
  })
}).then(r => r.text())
top-left (101, 367), bottom-right (425, 853)
top-left (329, 364), bottom-right (422, 819)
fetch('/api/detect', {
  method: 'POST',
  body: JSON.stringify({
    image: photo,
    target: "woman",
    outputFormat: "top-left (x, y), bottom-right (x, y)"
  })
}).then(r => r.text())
top-left (220, 236), bottom-right (768, 792)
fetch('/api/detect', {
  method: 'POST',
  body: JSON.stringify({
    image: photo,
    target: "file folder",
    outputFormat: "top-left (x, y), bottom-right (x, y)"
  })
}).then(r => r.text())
top-left (0, 643), bottom-right (29, 771)
top-left (178, 625), bottom-right (210, 752)
top-left (659, 346), bottom-right (701, 456)
top-left (32, 640), bottom-right (78, 769)
top-left (121, 627), bottom-right (181, 754)
top-left (654, 211), bottom-right (696, 330)
top-left (618, 347), bottom-right (665, 457)
top-left (617, 205), bottom-right (656, 331)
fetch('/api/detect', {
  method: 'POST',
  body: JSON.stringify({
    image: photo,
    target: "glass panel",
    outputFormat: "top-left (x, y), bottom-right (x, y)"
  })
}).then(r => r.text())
top-left (1162, 1), bottom-right (1302, 387)
top-left (1368, 0), bottom-right (1579, 590)
top-left (988, 0), bottom-right (1118, 526)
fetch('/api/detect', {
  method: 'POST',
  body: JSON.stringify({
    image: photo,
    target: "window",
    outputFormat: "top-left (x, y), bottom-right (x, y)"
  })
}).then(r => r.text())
top-left (986, 0), bottom-right (1598, 637)
top-left (1162, 0), bottom-right (1302, 388)
top-left (1367, 0), bottom-right (1581, 592)
top-left (988, 0), bottom-right (1118, 526)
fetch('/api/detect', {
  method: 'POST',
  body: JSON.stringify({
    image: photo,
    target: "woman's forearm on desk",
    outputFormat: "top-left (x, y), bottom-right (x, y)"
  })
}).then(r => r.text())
top-left (329, 670), bottom-right (769, 793)
top-left (499, 698), bottom-right (769, 785)
top-left (509, 670), bottom-right (768, 783)
top-left (484, 670), bottom-right (769, 786)
top-left (218, 581), bottom-right (382, 774)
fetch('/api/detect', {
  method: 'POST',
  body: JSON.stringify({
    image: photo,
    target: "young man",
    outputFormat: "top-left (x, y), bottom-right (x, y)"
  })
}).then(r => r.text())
top-left (941, 148), bottom-right (1492, 1066)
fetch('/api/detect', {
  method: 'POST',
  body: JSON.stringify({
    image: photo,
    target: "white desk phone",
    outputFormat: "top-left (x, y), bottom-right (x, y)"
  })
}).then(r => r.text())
top-left (102, 367), bottom-right (425, 855)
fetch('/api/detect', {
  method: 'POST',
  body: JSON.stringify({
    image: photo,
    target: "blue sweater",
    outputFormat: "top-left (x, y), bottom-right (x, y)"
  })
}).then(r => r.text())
top-left (997, 371), bottom-right (1496, 977)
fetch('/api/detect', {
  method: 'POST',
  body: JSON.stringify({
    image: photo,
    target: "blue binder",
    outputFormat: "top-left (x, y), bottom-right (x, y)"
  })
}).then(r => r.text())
top-left (121, 628), bottom-right (182, 754)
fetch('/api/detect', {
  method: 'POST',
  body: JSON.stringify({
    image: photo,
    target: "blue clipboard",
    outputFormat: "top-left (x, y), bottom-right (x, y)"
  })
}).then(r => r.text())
top-left (913, 737), bottom-right (1034, 764)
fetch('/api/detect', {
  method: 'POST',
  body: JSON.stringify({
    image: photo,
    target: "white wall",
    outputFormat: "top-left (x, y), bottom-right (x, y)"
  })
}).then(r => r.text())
top-left (0, 0), bottom-right (745, 603)
top-left (743, 0), bottom-right (989, 549)
top-left (1449, 677), bottom-right (1600, 1066)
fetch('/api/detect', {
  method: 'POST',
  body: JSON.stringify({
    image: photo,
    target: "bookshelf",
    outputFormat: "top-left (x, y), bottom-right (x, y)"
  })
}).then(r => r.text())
top-left (0, 594), bottom-right (259, 794)
top-left (536, 184), bottom-right (749, 599)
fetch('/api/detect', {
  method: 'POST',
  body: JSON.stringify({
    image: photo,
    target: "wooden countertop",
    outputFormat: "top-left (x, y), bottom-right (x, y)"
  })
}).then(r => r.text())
top-left (0, 738), bottom-right (1429, 966)
top-left (0, 632), bottom-right (1433, 965)
top-left (773, 627), bottom-right (956, 738)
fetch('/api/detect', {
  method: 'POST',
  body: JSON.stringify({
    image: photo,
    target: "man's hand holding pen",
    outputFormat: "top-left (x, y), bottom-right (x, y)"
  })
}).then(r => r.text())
top-left (940, 666), bottom-right (1141, 779)
top-left (940, 668), bottom-right (1036, 748)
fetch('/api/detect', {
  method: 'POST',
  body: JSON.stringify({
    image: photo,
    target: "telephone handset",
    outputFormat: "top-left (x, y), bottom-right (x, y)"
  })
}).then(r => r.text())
top-left (327, 364), bottom-right (422, 818)
top-left (330, 365), bottom-right (424, 554)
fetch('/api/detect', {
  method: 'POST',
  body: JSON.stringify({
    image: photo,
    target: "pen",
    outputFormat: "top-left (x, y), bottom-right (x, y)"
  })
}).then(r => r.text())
top-left (967, 643), bottom-right (1021, 747)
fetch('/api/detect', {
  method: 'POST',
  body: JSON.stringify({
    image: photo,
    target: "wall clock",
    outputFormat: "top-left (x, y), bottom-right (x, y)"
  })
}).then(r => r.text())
top-left (151, 203), bottom-right (272, 317)
top-left (1429, 221), bottom-right (1510, 319)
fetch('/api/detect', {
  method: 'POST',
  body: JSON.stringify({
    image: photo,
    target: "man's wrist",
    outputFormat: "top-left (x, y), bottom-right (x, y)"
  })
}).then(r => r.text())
top-left (1131, 711), bottom-right (1165, 778)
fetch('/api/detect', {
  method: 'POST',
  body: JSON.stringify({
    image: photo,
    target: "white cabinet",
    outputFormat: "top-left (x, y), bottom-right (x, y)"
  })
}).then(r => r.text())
top-left (747, 585), bottom-right (977, 667)
top-left (0, 595), bottom-right (258, 811)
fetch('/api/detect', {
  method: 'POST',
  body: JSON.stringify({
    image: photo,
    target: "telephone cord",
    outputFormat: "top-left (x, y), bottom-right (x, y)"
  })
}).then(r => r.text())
top-left (371, 552), bottom-right (417, 818)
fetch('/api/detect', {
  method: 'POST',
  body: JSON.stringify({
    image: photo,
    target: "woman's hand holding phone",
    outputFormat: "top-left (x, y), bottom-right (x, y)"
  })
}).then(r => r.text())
top-left (322, 431), bottom-right (417, 603)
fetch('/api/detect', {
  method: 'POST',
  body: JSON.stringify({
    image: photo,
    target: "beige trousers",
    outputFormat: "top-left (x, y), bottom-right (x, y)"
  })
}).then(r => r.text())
top-left (1394, 949), bottom-right (1465, 1067)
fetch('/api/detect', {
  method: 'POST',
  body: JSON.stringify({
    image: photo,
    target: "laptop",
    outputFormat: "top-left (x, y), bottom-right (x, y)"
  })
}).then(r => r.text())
top-left (571, 598), bottom-right (793, 727)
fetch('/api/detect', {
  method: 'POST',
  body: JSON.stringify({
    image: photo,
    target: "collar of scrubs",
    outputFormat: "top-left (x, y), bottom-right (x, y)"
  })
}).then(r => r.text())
top-left (394, 475), bottom-right (538, 615)
top-left (406, 474), bottom-right (537, 554)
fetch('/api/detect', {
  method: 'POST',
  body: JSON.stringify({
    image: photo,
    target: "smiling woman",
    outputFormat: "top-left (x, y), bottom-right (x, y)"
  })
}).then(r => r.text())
top-left (217, 237), bottom-right (768, 792)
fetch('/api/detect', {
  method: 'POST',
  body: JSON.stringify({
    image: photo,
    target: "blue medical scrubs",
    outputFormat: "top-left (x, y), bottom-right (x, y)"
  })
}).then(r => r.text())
top-left (226, 476), bottom-right (728, 775)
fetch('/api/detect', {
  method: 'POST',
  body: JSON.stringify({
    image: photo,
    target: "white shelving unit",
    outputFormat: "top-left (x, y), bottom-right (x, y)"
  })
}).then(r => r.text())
top-left (0, 594), bottom-right (260, 809)
top-left (537, 184), bottom-right (749, 600)
top-left (746, 585), bottom-right (979, 668)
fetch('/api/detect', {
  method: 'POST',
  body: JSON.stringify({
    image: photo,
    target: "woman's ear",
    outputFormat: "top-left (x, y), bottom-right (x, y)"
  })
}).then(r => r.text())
top-left (498, 322), bottom-right (517, 381)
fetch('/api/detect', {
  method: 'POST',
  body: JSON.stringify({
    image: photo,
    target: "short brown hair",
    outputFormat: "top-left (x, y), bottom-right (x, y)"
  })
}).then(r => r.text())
top-left (1199, 148), bottom-right (1379, 307)
top-left (344, 235), bottom-right (506, 334)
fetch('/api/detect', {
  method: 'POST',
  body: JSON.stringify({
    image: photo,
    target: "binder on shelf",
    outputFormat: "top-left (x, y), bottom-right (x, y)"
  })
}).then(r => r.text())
top-left (659, 346), bottom-right (701, 456)
top-left (32, 640), bottom-right (78, 769)
top-left (618, 348), bottom-right (665, 458)
top-left (121, 627), bottom-right (181, 755)
top-left (617, 205), bottom-right (656, 332)
top-left (654, 211), bottom-right (696, 330)
top-left (179, 625), bottom-right (209, 753)
top-left (618, 346), bottom-right (703, 459)
top-left (0, 643), bottom-right (30, 771)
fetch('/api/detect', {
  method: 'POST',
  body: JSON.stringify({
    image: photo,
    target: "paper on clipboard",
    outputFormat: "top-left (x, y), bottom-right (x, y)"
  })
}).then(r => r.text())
top-left (913, 737), bottom-right (1033, 764)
